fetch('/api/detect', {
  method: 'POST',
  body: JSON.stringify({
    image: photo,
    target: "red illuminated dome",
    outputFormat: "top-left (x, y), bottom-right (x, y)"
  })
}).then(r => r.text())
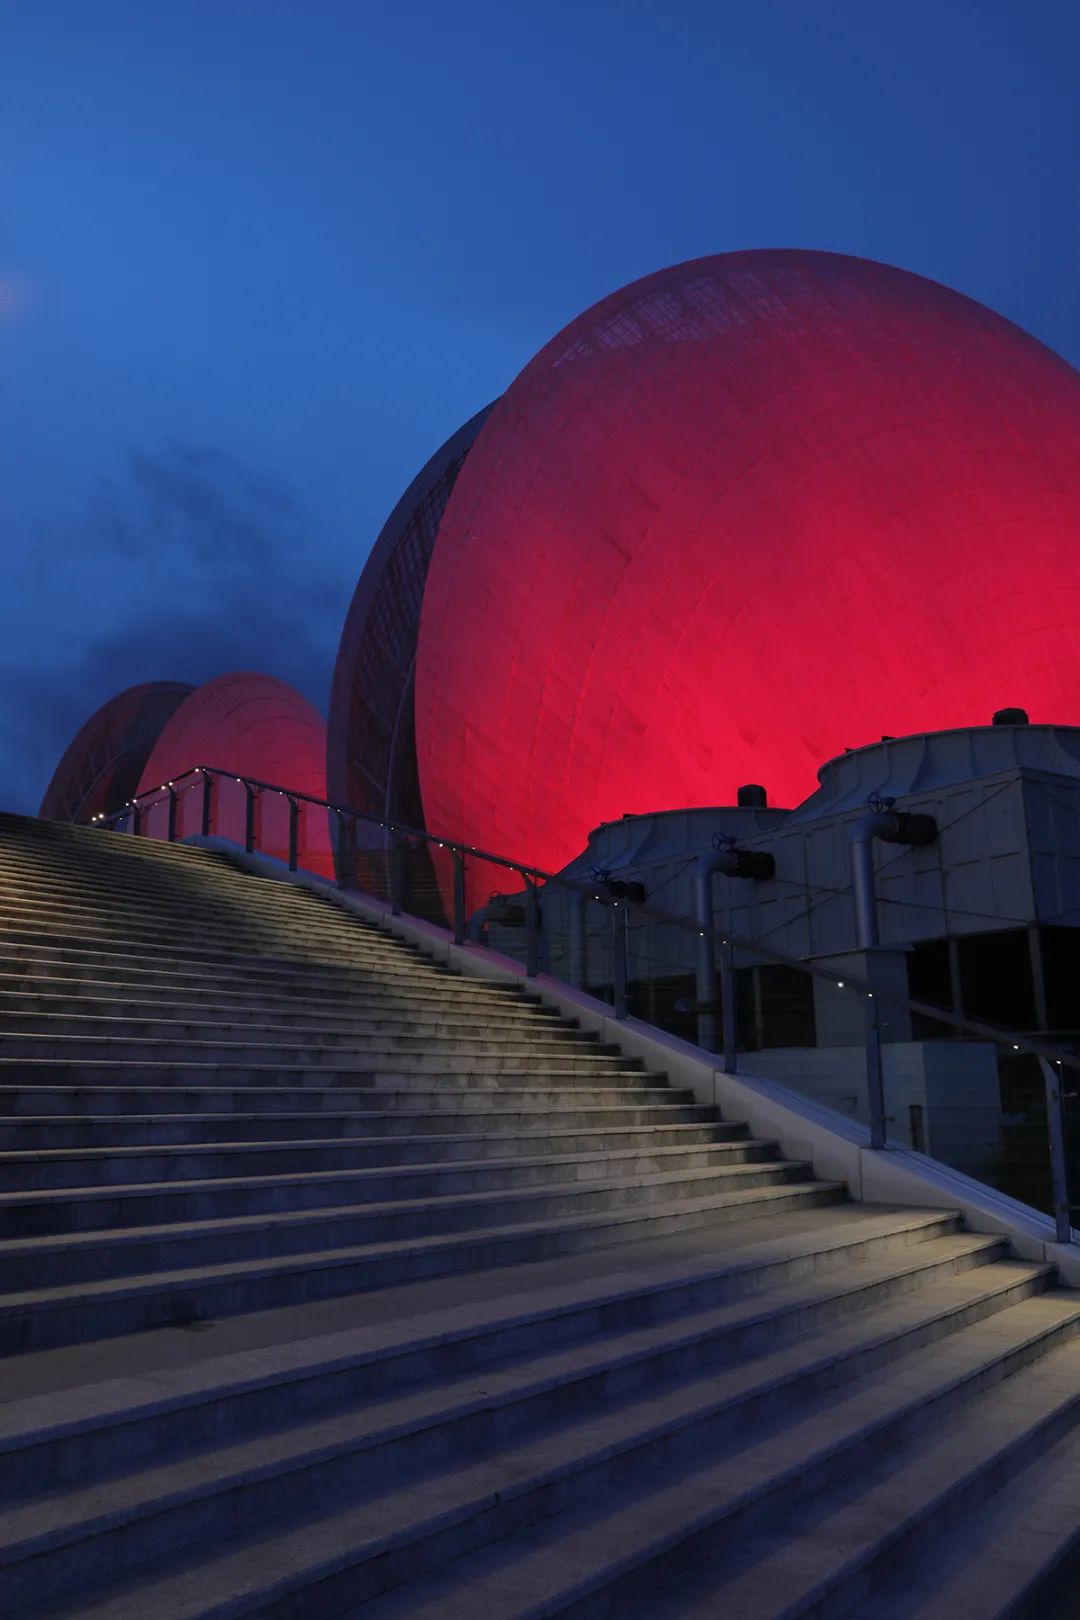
top-left (138, 672), bottom-right (332, 875)
top-left (416, 249), bottom-right (1080, 873)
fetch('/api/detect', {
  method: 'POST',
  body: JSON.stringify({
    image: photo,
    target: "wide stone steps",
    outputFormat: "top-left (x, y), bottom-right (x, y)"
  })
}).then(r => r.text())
top-left (0, 1140), bottom-right (784, 1233)
top-left (348, 1292), bottom-right (1080, 1620)
top-left (0, 1211), bottom-right (986, 1504)
top-left (0, 1246), bottom-right (1034, 1616)
top-left (0, 948), bottom-right (540, 1005)
top-left (0, 1122), bottom-right (745, 1189)
top-left (20, 1268), bottom-right (1079, 1619)
top-left (0, 1102), bottom-right (716, 1149)
top-left (0, 1073), bottom-right (677, 1108)
top-left (0, 1031), bottom-right (638, 1069)
top-left (4, 811), bottom-right (1075, 1616)
top-left (0, 1160), bottom-right (819, 1290)
top-left (0, 965), bottom-right (557, 1017)
top-left (867, 1407), bottom-right (1080, 1619)
top-left (0, 927), bottom-right (498, 985)
top-left (645, 1329), bottom-right (1080, 1619)
top-left (0, 1181), bottom-right (846, 1354)
top-left (0, 919), bottom-right (448, 971)
top-left (0, 1005), bottom-right (585, 1040)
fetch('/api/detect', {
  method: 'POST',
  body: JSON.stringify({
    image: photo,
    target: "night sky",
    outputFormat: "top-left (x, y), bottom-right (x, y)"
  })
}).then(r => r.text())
top-left (3, 0), bottom-right (1079, 813)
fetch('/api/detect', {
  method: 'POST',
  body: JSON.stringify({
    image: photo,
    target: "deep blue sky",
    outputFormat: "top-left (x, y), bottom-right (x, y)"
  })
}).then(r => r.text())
top-left (3, 0), bottom-right (1079, 811)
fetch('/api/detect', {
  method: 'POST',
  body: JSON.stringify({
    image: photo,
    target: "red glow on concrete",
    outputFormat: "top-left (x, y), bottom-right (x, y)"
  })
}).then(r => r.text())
top-left (416, 249), bottom-right (1080, 876)
top-left (137, 673), bottom-right (332, 875)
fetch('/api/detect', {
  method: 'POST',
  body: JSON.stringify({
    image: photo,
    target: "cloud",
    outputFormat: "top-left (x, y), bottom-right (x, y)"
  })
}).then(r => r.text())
top-left (1, 444), bottom-right (346, 812)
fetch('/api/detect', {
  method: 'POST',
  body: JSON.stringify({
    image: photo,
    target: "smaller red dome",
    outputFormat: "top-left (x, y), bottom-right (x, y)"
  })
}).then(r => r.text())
top-left (137, 673), bottom-right (332, 876)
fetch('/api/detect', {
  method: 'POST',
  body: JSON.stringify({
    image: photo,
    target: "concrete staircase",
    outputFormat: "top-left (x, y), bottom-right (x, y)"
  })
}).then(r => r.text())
top-left (0, 810), bottom-right (1078, 1617)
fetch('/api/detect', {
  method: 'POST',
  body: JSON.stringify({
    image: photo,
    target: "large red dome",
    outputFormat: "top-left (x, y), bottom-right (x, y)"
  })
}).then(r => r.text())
top-left (415, 249), bottom-right (1080, 871)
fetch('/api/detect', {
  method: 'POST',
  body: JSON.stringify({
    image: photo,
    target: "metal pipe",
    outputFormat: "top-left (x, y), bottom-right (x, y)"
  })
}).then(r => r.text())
top-left (244, 784), bottom-right (256, 854)
top-left (287, 798), bottom-right (299, 872)
top-left (567, 888), bottom-right (587, 989)
top-left (719, 932), bottom-right (738, 1072)
top-left (166, 788), bottom-right (179, 843)
top-left (612, 904), bottom-right (629, 1019)
top-left (1040, 1057), bottom-right (1074, 1245)
top-left (524, 876), bottom-right (540, 977)
top-left (850, 811), bottom-right (901, 1148)
top-left (692, 853), bottom-right (736, 1053)
top-left (851, 813), bottom-right (887, 950)
top-left (452, 850), bottom-right (466, 945)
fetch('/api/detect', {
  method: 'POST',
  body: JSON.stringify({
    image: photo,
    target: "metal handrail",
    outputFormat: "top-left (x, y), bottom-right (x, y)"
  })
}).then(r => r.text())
top-left (90, 761), bottom-right (1080, 1240)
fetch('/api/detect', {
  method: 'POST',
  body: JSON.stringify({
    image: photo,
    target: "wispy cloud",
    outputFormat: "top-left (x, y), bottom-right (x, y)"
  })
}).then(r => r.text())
top-left (1, 444), bottom-right (345, 813)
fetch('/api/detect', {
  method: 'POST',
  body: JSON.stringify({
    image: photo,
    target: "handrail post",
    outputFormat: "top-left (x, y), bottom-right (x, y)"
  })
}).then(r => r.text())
top-left (166, 787), bottom-right (179, 843)
top-left (720, 934), bottom-right (738, 1073)
top-left (568, 888), bottom-right (587, 988)
top-left (693, 857), bottom-right (720, 1051)
top-left (131, 800), bottom-right (142, 837)
top-left (200, 770), bottom-right (214, 837)
top-left (865, 990), bottom-right (887, 1150)
top-left (1040, 1057), bottom-right (1074, 1245)
top-left (452, 850), bottom-right (466, 945)
top-left (287, 797), bottom-right (299, 872)
top-left (243, 783), bottom-right (257, 854)
top-left (524, 875), bottom-right (540, 977)
top-left (335, 812), bottom-right (354, 891)
top-left (388, 835), bottom-right (403, 916)
top-left (612, 903), bottom-right (628, 1018)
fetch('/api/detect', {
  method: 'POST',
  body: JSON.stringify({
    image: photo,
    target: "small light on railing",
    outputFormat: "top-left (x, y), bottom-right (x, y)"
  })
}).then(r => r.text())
top-left (837, 981), bottom-right (844, 989)
top-left (1013, 1044), bottom-right (1020, 1051)
top-left (867, 992), bottom-right (874, 999)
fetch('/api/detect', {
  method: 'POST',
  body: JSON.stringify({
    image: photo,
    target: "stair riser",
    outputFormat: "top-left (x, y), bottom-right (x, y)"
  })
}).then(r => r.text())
top-left (0, 994), bottom-right (565, 1034)
top-left (0, 1185), bottom-right (845, 1354)
top-left (0, 1217), bottom-right (976, 1504)
top-left (0, 1105), bottom-right (712, 1147)
top-left (0, 894), bottom-right (393, 933)
top-left (0, 1165), bottom-right (812, 1287)
top-left (0, 1126), bottom-right (744, 1188)
top-left (0, 1257), bottom-right (1034, 1612)
top-left (0, 896), bottom-right (412, 939)
top-left (0, 959), bottom-right (542, 1004)
top-left (551, 1309), bottom-right (1080, 1620)
top-left (13, 1266), bottom-right (1051, 1619)
top-left (1, 1145), bottom-right (779, 1233)
top-left (0, 1016), bottom-right (588, 1047)
top-left (0, 964), bottom-right (541, 1013)
top-left (0, 1084), bottom-right (685, 1114)
top-left (780, 1390), bottom-right (1080, 1620)
top-left (0, 1039), bottom-right (637, 1072)
top-left (0, 937), bottom-right (496, 988)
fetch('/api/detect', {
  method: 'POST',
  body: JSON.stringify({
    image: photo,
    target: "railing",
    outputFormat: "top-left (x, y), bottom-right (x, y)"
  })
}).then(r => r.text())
top-left (92, 763), bottom-right (1080, 1243)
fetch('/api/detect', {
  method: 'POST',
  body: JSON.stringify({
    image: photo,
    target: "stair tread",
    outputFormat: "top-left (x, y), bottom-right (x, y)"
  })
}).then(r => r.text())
top-left (368, 1303), bottom-right (1080, 1620)
top-left (0, 1218), bottom-right (983, 1455)
top-left (0, 1181), bottom-right (845, 1311)
top-left (646, 1327), bottom-right (1080, 1619)
top-left (0, 1161), bottom-right (817, 1254)
top-left (868, 1396), bottom-right (1080, 1619)
top-left (0, 1140), bottom-right (776, 1204)
top-left (32, 1285), bottom-right (1080, 1620)
top-left (0, 1258), bottom-right (1043, 1567)
top-left (0, 1122), bottom-right (736, 1166)
top-left (0, 1204), bottom-right (942, 1406)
